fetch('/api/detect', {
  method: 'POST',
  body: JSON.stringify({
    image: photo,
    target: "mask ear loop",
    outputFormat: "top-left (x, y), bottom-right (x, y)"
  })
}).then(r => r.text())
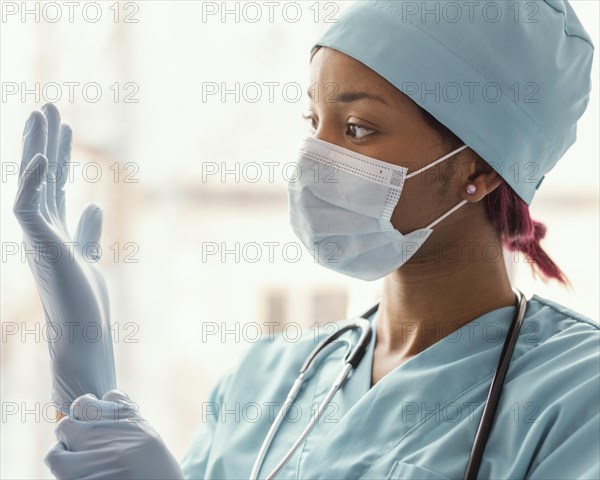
top-left (406, 144), bottom-right (469, 179)
top-left (404, 144), bottom-right (470, 230)
top-left (425, 199), bottom-right (468, 229)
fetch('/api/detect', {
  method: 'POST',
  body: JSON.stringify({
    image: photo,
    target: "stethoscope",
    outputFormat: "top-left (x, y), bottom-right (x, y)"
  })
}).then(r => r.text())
top-left (250, 287), bottom-right (528, 480)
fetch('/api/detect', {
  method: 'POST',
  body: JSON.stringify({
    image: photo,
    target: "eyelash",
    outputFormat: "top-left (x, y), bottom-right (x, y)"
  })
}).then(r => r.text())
top-left (302, 113), bottom-right (377, 140)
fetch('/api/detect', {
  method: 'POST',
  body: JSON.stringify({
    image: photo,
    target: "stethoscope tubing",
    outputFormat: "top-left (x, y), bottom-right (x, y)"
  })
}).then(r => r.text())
top-left (463, 287), bottom-right (527, 480)
top-left (250, 318), bottom-right (372, 480)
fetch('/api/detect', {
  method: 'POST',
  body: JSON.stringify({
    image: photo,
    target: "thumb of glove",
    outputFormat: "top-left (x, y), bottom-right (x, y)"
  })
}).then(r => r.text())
top-left (102, 389), bottom-right (131, 404)
top-left (74, 203), bottom-right (103, 261)
top-left (102, 389), bottom-right (138, 421)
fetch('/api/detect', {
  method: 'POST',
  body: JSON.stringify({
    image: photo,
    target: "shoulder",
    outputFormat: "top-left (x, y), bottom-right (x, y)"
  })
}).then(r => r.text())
top-left (510, 296), bottom-right (600, 478)
top-left (509, 294), bottom-right (598, 411)
top-left (519, 294), bottom-right (598, 355)
top-left (527, 294), bottom-right (598, 331)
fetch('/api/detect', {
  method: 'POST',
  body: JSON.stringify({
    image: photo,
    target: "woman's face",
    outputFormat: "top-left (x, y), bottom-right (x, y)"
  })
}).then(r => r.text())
top-left (306, 46), bottom-right (475, 237)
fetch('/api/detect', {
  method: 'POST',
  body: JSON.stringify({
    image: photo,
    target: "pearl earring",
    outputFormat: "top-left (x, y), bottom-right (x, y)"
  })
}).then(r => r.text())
top-left (466, 184), bottom-right (477, 195)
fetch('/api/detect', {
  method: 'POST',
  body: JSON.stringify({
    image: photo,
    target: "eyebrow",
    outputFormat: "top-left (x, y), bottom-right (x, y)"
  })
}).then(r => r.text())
top-left (306, 89), bottom-right (389, 105)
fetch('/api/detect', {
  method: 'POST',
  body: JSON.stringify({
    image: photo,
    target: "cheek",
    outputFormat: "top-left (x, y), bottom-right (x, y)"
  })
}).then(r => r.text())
top-left (389, 172), bottom-right (446, 233)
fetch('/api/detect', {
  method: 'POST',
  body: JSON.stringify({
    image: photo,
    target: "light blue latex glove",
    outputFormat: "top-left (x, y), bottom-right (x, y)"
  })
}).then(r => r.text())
top-left (45, 390), bottom-right (185, 480)
top-left (13, 103), bottom-right (116, 415)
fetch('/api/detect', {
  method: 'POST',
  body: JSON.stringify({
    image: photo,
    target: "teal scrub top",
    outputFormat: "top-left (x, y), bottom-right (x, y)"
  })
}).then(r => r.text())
top-left (180, 295), bottom-right (599, 479)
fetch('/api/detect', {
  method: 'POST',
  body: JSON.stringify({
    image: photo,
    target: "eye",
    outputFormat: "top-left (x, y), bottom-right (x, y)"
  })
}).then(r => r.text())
top-left (346, 123), bottom-right (376, 140)
top-left (302, 111), bottom-right (317, 133)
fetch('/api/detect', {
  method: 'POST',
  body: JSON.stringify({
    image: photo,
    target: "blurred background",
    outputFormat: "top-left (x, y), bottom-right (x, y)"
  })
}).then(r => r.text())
top-left (1, 1), bottom-right (598, 478)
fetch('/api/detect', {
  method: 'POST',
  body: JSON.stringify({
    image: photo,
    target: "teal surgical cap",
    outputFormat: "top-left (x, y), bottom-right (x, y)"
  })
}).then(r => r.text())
top-left (312, 0), bottom-right (594, 205)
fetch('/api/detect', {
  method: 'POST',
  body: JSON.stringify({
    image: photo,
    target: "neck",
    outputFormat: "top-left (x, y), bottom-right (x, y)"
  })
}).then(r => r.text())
top-left (377, 222), bottom-right (516, 357)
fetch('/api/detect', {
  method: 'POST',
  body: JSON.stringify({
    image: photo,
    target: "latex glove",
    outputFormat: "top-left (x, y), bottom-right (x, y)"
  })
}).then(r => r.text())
top-left (13, 103), bottom-right (116, 415)
top-left (45, 390), bottom-right (185, 480)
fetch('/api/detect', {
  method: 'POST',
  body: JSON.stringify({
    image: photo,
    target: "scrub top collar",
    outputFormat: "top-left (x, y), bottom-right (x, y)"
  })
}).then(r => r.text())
top-left (344, 300), bottom-right (521, 403)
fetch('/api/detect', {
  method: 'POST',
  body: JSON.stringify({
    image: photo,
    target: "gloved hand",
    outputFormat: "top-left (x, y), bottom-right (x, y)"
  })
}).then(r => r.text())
top-left (45, 390), bottom-right (185, 480)
top-left (13, 103), bottom-right (116, 415)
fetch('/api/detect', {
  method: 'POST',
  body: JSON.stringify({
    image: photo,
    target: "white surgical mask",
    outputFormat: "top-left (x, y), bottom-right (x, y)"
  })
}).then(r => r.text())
top-left (286, 137), bottom-right (469, 281)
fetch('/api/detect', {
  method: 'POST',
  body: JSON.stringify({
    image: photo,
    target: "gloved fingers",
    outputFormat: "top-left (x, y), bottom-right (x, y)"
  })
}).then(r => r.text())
top-left (102, 389), bottom-right (131, 404)
top-left (40, 104), bottom-right (61, 223)
top-left (55, 415), bottom-right (86, 452)
top-left (45, 441), bottom-right (99, 480)
top-left (69, 392), bottom-right (131, 424)
top-left (57, 395), bottom-right (116, 450)
top-left (69, 393), bottom-right (109, 422)
top-left (45, 441), bottom-right (72, 479)
top-left (74, 204), bottom-right (103, 261)
top-left (55, 123), bottom-right (73, 232)
top-left (19, 111), bottom-right (47, 184)
top-left (19, 111), bottom-right (50, 223)
top-left (102, 389), bottom-right (140, 421)
top-left (13, 154), bottom-right (51, 231)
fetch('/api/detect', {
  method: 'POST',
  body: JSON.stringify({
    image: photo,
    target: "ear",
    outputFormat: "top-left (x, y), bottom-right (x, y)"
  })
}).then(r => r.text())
top-left (460, 159), bottom-right (503, 203)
